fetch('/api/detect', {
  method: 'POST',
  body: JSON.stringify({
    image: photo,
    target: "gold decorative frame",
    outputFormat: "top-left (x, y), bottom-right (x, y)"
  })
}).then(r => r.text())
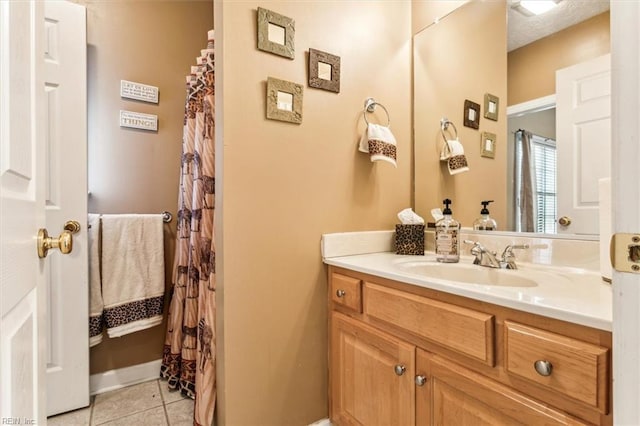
top-left (308, 48), bottom-right (341, 93)
top-left (266, 77), bottom-right (303, 124)
top-left (463, 99), bottom-right (480, 129)
top-left (481, 131), bottom-right (496, 158)
top-left (257, 7), bottom-right (295, 59)
top-left (483, 93), bottom-right (499, 121)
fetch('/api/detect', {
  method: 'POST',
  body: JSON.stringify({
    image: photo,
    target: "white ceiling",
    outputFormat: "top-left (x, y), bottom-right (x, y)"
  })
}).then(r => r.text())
top-left (508, 0), bottom-right (610, 52)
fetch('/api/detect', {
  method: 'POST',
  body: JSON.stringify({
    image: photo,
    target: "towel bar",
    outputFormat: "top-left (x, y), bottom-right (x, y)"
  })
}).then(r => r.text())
top-left (440, 117), bottom-right (458, 142)
top-left (363, 97), bottom-right (391, 127)
top-left (162, 211), bottom-right (173, 223)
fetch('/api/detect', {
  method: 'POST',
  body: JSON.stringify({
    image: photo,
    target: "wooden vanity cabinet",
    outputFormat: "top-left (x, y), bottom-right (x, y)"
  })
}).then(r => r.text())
top-left (328, 266), bottom-right (612, 426)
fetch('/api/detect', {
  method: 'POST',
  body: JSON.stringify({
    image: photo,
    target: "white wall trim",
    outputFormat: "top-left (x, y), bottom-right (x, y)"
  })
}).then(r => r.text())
top-left (506, 94), bottom-right (556, 117)
top-left (308, 419), bottom-right (331, 426)
top-left (90, 359), bottom-right (162, 395)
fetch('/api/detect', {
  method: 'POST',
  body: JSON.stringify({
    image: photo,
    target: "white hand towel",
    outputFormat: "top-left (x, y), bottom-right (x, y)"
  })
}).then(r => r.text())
top-left (440, 139), bottom-right (469, 175)
top-left (101, 214), bottom-right (165, 338)
top-left (88, 214), bottom-right (104, 347)
top-left (359, 123), bottom-right (397, 167)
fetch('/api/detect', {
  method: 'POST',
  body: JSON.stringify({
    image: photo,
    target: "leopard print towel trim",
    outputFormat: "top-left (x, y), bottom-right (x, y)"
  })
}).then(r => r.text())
top-left (448, 154), bottom-right (468, 170)
top-left (368, 139), bottom-right (397, 160)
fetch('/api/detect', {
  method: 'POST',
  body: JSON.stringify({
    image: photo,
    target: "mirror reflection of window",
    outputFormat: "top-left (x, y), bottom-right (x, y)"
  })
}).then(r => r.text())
top-left (268, 23), bottom-right (286, 45)
top-left (276, 91), bottom-right (294, 111)
top-left (318, 62), bottom-right (332, 81)
top-left (489, 101), bottom-right (497, 114)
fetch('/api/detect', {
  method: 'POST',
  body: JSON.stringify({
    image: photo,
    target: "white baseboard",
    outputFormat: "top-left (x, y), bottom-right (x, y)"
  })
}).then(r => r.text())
top-left (90, 359), bottom-right (162, 395)
top-left (309, 419), bottom-right (331, 426)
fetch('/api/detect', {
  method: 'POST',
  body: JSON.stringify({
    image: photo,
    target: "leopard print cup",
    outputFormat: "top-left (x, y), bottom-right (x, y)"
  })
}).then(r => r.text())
top-left (395, 224), bottom-right (425, 255)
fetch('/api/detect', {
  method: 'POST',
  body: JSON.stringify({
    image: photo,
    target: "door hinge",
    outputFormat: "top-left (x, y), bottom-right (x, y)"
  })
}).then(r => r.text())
top-left (611, 233), bottom-right (640, 273)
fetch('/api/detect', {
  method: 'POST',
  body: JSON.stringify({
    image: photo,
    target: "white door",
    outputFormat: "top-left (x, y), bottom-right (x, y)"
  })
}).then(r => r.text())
top-left (0, 0), bottom-right (88, 422)
top-left (43, 1), bottom-right (89, 417)
top-left (0, 1), bottom-right (47, 424)
top-left (556, 54), bottom-right (611, 235)
top-left (611, 2), bottom-right (640, 424)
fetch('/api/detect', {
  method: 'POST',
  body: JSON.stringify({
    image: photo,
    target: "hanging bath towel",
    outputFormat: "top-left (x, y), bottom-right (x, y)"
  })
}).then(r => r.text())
top-left (88, 213), bottom-right (104, 347)
top-left (358, 123), bottom-right (398, 167)
top-left (101, 214), bottom-right (165, 338)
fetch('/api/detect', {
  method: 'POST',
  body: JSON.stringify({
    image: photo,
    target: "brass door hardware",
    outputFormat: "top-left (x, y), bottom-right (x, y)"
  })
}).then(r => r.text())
top-left (558, 216), bottom-right (572, 227)
top-left (611, 233), bottom-right (640, 274)
top-left (37, 220), bottom-right (81, 259)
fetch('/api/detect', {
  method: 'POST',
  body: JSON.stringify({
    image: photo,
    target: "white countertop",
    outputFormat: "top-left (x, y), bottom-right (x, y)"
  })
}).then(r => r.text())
top-left (324, 252), bottom-right (612, 331)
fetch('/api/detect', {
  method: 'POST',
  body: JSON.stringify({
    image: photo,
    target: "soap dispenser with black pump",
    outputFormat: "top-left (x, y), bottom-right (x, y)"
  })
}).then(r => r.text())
top-left (435, 198), bottom-right (460, 263)
top-left (473, 200), bottom-right (497, 231)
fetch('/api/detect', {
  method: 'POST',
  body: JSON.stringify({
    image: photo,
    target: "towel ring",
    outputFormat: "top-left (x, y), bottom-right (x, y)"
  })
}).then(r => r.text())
top-left (440, 117), bottom-right (458, 142)
top-left (363, 97), bottom-right (391, 127)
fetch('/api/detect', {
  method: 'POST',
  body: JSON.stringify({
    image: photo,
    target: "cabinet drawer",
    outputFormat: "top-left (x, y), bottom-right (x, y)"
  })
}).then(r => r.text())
top-left (364, 282), bottom-right (494, 366)
top-left (505, 321), bottom-right (609, 414)
top-left (330, 273), bottom-right (362, 313)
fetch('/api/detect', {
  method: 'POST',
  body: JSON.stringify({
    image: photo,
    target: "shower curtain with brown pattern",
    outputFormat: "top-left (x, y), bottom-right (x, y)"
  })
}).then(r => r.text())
top-left (160, 32), bottom-right (216, 426)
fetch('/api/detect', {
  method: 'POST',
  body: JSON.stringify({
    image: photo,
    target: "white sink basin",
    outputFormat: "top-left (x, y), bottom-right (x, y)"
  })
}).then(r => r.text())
top-left (395, 260), bottom-right (538, 287)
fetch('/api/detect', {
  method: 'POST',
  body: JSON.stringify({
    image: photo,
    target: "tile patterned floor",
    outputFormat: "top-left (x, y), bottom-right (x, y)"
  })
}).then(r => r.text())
top-left (47, 380), bottom-right (194, 426)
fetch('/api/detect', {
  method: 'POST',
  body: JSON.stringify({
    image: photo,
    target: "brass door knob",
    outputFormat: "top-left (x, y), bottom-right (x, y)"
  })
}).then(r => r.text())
top-left (558, 216), bottom-right (572, 227)
top-left (37, 229), bottom-right (73, 258)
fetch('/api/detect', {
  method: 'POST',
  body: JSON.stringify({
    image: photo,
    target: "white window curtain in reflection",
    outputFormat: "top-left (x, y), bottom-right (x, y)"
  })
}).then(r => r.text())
top-left (160, 33), bottom-right (216, 426)
top-left (514, 130), bottom-right (537, 232)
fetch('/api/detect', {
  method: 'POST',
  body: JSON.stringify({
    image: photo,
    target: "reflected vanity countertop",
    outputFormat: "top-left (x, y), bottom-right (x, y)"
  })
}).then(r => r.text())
top-left (324, 252), bottom-right (612, 332)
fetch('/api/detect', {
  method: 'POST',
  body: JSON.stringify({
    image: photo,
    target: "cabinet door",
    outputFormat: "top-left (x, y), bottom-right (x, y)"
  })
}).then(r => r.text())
top-left (415, 349), bottom-right (588, 425)
top-left (330, 312), bottom-right (415, 426)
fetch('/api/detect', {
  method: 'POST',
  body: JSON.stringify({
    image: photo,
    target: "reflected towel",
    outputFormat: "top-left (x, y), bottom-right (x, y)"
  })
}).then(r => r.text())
top-left (101, 214), bottom-right (165, 338)
top-left (358, 123), bottom-right (397, 167)
top-left (88, 214), bottom-right (104, 347)
top-left (441, 139), bottom-right (469, 175)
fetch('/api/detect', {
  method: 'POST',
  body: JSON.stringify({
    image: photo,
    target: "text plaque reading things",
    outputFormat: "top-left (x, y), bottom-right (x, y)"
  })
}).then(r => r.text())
top-left (119, 110), bottom-right (158, 132)
top-left (120, 80), bottom-right (159, 104)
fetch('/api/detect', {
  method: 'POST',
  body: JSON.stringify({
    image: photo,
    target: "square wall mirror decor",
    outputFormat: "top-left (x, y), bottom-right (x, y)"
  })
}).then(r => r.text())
top-left (483, 93), bottom-right (499, 121)
top-left (257, 7), bottom-right (295, 59)
top-left (308, 48), bottom-right (341, 93)
top-left (266, 77), bottom-right (303, 124)
top-left (463, 99), bottom-right (480, 129)
top-left (480, 131), bottom-right (496, 158)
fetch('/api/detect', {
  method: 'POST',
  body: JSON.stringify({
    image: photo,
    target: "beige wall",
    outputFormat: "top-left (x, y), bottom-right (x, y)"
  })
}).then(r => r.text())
top-left (508, 11), bottom-right (610, 106)
top-left (412, 0), bottom-right (468, 35)
top-left (215, 2), bottom-right (412, 425)
top-left (414, 1), bottom-right (507, 229)
top-left (83, 1), bottom-right (213, 374)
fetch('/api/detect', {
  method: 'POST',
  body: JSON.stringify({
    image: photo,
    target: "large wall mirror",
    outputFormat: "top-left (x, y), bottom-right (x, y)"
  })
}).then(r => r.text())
top-left (413, 0), bottom-right (610, 238)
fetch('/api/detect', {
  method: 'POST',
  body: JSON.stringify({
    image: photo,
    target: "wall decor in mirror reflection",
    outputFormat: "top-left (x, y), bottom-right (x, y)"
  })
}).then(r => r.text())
top-left (481, 131), bottom-right (496, 158)
top-left (484, 93), bottom-right (499, 121)
top-left (257, 7), bottom-right (295, 59)
top-left (412, 0), bottom-right (609, 235)
top-left (266, 77), bottom-right (303, 124)
top-left (308, 48), bottom-right (341, 93)
top-left (463, 99), bottom-right (480, 129)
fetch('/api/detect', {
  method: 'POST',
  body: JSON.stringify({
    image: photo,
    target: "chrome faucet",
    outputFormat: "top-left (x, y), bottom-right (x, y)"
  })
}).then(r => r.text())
top-left (500, 244), bottom-right (530, 270)
top-left (464, 240), bottom-right (529, 269)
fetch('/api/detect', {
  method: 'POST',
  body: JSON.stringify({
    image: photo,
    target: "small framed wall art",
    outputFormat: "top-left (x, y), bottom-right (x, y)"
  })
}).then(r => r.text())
top-left (483, 93), bottom-right (499, 121)
top-left (463, 99), bottom-right (480, 129)
top-left (266, 77), bottom-right (303, 124)
top-left (257, 7), bottom-right (295, 59)
top-left (480, 131), bottom-right (496, 158)
top-left (308, 48), bottom-right (341, 93)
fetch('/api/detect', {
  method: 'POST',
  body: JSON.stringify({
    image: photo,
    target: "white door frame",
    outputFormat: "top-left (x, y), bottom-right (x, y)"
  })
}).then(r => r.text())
top-left (611, 2), bottom-right (640, 424)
